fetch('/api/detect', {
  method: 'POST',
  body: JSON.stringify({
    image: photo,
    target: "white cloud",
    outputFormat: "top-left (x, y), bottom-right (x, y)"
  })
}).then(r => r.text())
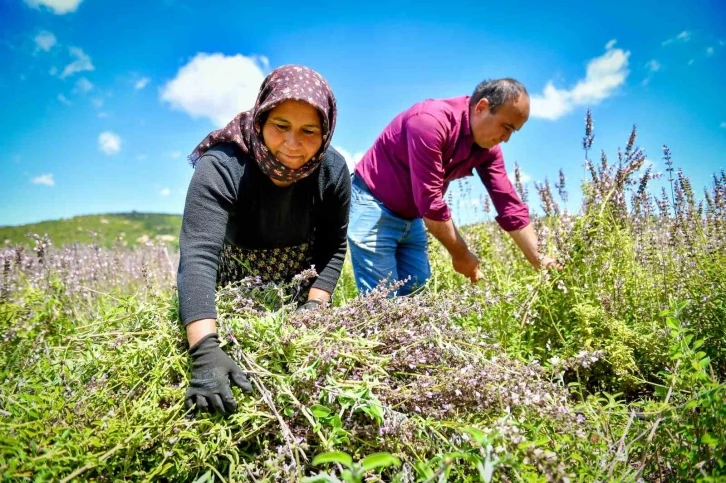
top-left (720, 122), bottom-right (726, 129)
top-left (90, 96), bottom-right (107, 116)
top-left (134, 77), bottom-right (150, 90)
top-left (32, 173), bottom-right (55, 186)
top-left (136, 154), bottom-right (148, 161)
top-left (60, 47), bottom-right (94, 79)
top-left (160, 188), bottom-right (171, 196)
top-left (645, 60), bottom-right (661, 72)
top-left (508, 169), bottom-right (532, 184)
top-left (98, 131), bottom-right (121, 155)
top-left (74, 77), bottom-right (93, 93)
top-left (530, 40), bottom-right (630, 121)
top-left (706, 46), bottom-right (714, 56)
top-left (167, 150), bottom-right (182, 159)
top-left (662, 30), bottom-right (692, 46)
top-left (23, 0), bottom-right (82, 14)
top-left (530, 83), bottom-right (572, 120)
top-left (334, 146), bottom-right (365, 173)
top-left (160, 52), bottom-right (268, 127)
top-left (688, 59), bottom-right (695, 66)
top-left (57, 93), bottom-right (71, 105)
top-left (641, 60), bottom-right (661, 86)
top-left (34, 31), bottom-right (56, 52)
top-left (49, 66), bottom-right (58, 76)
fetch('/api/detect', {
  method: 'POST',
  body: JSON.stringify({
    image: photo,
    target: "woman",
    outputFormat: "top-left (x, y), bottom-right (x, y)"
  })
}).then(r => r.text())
top-left (177, 64), bottom-right (350, 415)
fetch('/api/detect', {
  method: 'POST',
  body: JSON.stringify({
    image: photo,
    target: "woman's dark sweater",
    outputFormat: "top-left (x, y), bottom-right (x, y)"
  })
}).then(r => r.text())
top-left (177, 143), bottom-right (351, 325)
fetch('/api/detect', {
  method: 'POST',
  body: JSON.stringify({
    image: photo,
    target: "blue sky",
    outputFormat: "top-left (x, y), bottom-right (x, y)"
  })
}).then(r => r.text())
top-left (1, 0), bottom-right (724, 227)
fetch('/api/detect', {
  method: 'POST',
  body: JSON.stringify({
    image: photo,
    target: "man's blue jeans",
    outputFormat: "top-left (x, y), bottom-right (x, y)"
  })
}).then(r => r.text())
top-left (347, 175), bottom-right (431, 296)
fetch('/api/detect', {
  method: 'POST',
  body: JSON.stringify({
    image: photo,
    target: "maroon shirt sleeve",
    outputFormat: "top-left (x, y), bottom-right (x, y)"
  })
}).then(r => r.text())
top-left (406, 113), bottom-right (452, 221)
top-left (475, 148), bottom-right (530, 231)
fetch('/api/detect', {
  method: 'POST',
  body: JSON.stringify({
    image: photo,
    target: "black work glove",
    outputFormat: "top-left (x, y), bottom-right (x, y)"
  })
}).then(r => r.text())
top-left (185, 333), bottom-right (253, 415)
top-left (295, 299), bottom-right (323, 314)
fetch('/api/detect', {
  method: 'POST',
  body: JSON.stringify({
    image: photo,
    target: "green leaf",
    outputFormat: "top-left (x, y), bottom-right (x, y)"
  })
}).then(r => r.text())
top-left (478, 458), bottom-right (496, 483)
top-left (685, 400), bottom-right (699, 410)
top-left (301, 472), bottom-right (344, 483)
top-left (312, 451), bottom-right (353, 468)
top-left (700, 356), bottom-right (711, 368)
top-left (361, 452), bottom-right (401, 472)
top-left (192, 471), bottom-right (213, 483)
top-left (311, 404), bottom-right (331, 418)
top-left (701, 433), bottom-right (718, 447)
top-left (340, 469), bottom-right (355, 483)
top-left (462, 426), bottom-right (487, 445)
top-left (414, 461), bottom-right (435, 478)
top-left (330, 414), bottom-right (342, 429)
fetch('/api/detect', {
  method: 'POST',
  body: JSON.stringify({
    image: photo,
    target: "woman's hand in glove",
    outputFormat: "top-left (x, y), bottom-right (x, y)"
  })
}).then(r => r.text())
top-left (185, 333), bottom-right (253, 415)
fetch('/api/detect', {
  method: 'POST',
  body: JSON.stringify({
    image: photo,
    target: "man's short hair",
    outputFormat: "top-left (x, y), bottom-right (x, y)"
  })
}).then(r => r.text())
top-left (470, 78), bottom-right (529, 113)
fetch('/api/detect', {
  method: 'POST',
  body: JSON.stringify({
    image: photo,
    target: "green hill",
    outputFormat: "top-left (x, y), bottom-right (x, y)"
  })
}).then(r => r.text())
top-left (0, 212), bottom-right (183, 250)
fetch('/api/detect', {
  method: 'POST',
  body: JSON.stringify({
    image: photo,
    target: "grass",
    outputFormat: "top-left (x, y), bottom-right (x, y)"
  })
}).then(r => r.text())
top-left (0, 212), bottom-right (182, 250)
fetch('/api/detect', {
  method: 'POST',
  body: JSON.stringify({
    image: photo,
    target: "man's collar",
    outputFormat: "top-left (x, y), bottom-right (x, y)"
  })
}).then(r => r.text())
top-left (461, 96), bottom-right (475, 149)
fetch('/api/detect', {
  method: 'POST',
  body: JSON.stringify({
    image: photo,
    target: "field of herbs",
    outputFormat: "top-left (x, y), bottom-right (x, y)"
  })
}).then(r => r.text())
top-left (2, 113), bottom-right (725, 482)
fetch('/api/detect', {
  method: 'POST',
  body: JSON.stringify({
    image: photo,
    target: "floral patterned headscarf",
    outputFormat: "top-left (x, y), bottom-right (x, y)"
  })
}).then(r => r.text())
top-left (188, 64), bottom-right (336, 183)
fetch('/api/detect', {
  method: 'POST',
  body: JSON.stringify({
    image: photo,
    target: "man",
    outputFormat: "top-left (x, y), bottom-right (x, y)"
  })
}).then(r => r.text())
top-left (347, 78), bottom-right (560, 295)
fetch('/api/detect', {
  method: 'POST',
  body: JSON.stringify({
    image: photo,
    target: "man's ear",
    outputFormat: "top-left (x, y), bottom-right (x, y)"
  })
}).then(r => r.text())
top-left (475, 97), bottom-right (490, 115)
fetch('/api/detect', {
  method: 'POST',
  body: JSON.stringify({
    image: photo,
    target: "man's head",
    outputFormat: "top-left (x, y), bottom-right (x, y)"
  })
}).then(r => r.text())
top-left (469, 78), bottom-right (530, 149)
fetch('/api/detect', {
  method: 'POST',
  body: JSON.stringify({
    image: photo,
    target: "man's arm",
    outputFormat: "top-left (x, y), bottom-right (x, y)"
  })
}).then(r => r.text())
top-left (405, 114), bottom-right (482, 281)
top-left (423, 217), bottom-right (483, 282)
top-left (506, 223), bottom-right (561, 271)
top-left (475, 150), bottom-right (559, 271)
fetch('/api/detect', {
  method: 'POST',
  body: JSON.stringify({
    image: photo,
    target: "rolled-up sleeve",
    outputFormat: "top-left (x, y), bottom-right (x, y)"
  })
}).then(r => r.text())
top-left (475, 148), bottom-right (530, 231)
top-left (406, 113), bottom-right (451, 221)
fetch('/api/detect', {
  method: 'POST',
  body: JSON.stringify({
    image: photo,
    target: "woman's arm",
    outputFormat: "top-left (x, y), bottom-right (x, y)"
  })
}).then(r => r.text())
top-left (177, 151), bottom-right (238, 327)
top-left (310, 154), bottom-right (351, 298)
top-left (186, 318), bottom-right (217, 346)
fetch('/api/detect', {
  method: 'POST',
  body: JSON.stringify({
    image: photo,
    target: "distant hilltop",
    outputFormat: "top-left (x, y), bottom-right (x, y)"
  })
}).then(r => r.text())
top-left (0, 212), bottom-right (182, 250)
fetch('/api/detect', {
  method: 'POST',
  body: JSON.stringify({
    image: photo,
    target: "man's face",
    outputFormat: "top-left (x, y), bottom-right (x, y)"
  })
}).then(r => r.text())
top-left (470, 95), bottom-right (530, 149)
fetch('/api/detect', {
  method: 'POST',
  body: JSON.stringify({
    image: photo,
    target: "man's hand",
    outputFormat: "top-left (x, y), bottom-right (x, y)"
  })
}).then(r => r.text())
top-left (185, 333), bottom-right (253, 415)
top-left (423, 217), bottom-right (483, 283)
top-left (507, 225), bottom-right (565, 272)
top-left (538, 255), bottom-right (562, 271)
top-left (452, 250), bottom-right (484, 283)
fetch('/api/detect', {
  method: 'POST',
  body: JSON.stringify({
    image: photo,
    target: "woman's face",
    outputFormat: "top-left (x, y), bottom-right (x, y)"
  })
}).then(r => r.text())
top-left (262, 99), bottom-right (323, 171)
